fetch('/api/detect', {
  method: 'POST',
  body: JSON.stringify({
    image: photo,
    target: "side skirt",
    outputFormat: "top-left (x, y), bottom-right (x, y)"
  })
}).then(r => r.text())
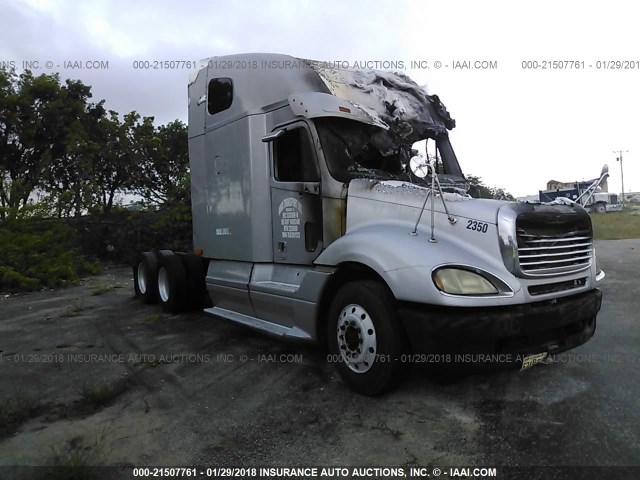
top-left (204, 306), bottom-right (314, 341)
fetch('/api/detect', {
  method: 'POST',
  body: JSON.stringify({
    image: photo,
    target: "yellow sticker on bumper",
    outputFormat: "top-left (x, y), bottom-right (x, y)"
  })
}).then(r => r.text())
top-left (521, 352), bottom-right (549, 371)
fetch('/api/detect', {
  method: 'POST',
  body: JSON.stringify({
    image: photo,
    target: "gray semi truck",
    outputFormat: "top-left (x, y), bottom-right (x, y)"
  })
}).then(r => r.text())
top-left (133, 53), bottom-right (604, 395)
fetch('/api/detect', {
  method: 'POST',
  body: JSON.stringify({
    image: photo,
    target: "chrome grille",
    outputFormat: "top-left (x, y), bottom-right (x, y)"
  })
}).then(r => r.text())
top-left (516, 229), bottom-right (592, 275)
top-left (515, 209), bottom-right (593, 276)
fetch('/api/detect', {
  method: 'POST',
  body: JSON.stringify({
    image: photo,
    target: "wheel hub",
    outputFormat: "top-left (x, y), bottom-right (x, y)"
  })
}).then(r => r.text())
top-left (158, 267), bottom-right (170, 303)
top-left (137, 263), bottom-right (147, 294)
top-left (336, 304), bottom-right (377, 373)
top-left (344, 325), bottom-right (360, 351)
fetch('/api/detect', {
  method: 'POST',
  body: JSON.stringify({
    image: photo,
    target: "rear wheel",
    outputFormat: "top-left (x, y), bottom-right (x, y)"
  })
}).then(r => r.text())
top-left (134, 252), bottom-right (159, 304)
top-left (327, 280), bottom-right (405, 395)
top-left (157, 251), bottom-right (188, 314)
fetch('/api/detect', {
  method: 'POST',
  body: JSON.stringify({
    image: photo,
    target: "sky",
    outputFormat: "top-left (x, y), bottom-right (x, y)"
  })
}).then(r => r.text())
top-left (0, 0), bottom-right (638, 197)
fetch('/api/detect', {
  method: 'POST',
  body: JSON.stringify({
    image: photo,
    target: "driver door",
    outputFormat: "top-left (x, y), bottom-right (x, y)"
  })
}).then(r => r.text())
top-left (269, 123), bottom-right (323, 264)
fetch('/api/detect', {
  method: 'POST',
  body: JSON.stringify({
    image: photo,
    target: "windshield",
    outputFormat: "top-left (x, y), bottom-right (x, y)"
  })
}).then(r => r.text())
top-left (314, 117), bottom-right (464, 185)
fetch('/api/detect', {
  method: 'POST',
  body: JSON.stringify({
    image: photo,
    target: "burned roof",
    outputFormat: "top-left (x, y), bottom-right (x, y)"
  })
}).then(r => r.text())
top-left (190, 53), bottom-right (455, 142)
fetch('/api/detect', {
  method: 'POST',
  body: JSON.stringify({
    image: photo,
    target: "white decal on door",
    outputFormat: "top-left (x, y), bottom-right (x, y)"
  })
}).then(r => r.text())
top-left (278, 198), bottom-right (301, 239)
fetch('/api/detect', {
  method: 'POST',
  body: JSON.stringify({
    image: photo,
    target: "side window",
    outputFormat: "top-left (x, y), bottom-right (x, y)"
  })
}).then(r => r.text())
top-left (273, 127), bottom-right (319, 182)
top-left (207, 78), bottom-right (233, 115)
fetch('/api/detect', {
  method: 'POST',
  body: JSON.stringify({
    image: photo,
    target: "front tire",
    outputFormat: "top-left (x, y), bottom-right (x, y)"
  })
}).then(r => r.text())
top-left (594, 203), bottom-right (606, 214)
top-left (327, 280), bottom-right (405, 395)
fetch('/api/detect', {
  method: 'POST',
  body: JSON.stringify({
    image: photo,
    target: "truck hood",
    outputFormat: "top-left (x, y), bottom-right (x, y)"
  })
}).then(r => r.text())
top-left (346, 178), bottom-right (506, 228)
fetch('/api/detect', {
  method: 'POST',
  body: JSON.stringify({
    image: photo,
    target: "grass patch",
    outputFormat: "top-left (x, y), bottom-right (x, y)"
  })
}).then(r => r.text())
top-left (89, 282), bottom-right (118, 296)
top-left (45, 379), bottom-right (130, 422)
top-left (143, 314), bottom-right (162, 323)
top-left (81, 380), bottom-right (128, 409)
top-left (0, 393), bottom-right (42, 437)
top-left (592, 208), bottom-right (640, 240)
top-left (44, 433), bottom-right (107, 478)
top-left (61, 298), bottom-right (85, 318)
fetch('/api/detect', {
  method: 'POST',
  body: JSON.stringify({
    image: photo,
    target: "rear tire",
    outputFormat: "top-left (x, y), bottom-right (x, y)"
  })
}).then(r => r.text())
top-left (157, 251), bottom-right (188, 314)
top-left (134, 252), bottom-right (159, 304)
top-left (327, 280), bottom-right (406, 395)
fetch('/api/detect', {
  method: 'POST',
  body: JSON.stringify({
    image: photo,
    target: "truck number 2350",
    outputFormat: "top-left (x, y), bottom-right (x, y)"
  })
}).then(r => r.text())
top-left (466, 220), bottom-right (488, 233)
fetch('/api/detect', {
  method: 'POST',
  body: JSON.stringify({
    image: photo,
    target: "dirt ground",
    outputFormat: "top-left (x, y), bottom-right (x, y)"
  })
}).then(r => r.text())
top-left (0, 240), bottom-right (639, 475)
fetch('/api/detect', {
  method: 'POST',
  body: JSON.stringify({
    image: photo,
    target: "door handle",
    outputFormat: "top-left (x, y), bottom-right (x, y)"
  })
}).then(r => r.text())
top-left (304, 222), bottom-right (319, 252)
top-left (303, 183), bottom-right (320, 195)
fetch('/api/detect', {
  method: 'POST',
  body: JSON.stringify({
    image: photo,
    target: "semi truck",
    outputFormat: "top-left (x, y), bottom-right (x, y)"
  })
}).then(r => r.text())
top-left (133, 53), bottom-right (605, 395)
top-left (539, 165), bottom-right (623, 213)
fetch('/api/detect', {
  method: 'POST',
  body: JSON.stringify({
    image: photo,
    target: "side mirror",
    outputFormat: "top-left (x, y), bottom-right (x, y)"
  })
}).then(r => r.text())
top-left (409, 155), bottom-right (430, 178)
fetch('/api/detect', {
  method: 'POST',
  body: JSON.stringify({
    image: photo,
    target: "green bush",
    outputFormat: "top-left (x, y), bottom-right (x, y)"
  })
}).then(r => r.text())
top-left (0, 218), bottom-right (100, 292)
top-left (71, 205), bottom-right (192, 265)
top-left (0, 203), bottom-right (191, 293)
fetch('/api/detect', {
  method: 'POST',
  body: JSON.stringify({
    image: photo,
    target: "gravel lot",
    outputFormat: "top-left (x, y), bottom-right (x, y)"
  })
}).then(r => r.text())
top-left (0, 239), bottom-right (638, 477)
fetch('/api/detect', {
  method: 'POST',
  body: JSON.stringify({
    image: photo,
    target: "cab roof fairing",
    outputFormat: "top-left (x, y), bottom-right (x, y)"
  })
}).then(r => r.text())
top-left (187, 53), bottom-right (456, 145)
top-left (287, 92), bottom-right (390, 130)
top-left (188, 57), bottom-right (213, 87)
top-left (303, 59), bottom-right (456, 145)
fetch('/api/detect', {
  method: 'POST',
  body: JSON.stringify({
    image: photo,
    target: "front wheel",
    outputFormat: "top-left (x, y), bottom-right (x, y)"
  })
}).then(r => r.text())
top-left (327, 281), bottom-right (406, 395)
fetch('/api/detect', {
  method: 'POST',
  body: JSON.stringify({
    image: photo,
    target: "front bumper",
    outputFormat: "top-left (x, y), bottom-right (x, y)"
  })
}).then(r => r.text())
top-left (398, 289), bottom-right (602, 368)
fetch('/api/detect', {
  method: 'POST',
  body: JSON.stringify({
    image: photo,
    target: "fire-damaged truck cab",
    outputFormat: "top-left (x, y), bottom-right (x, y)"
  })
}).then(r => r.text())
top-left (134, 53), bottom-right (604, 394)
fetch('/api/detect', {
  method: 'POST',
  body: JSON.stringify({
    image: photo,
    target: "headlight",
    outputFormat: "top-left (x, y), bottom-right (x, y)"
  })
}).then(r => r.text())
top-left (433, 268), bottom-right (499, 295)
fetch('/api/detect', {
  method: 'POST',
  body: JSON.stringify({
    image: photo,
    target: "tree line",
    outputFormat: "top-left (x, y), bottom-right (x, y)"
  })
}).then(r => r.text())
top-left (0, 68), bottom-right (189, 220)
top-left (0, 68), bottom-right (515, 222)
top-left (466, 175), bottom-right (515, 201)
